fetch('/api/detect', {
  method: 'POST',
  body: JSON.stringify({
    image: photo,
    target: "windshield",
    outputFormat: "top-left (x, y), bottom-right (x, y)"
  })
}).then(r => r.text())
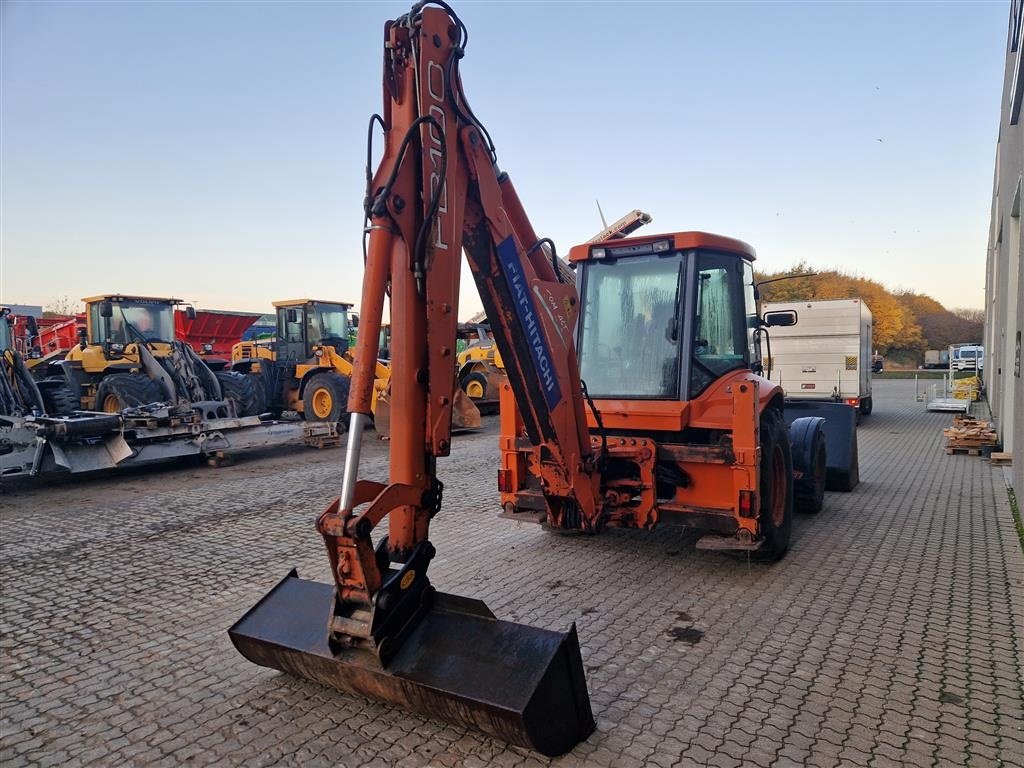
top-left (318, 305), bottom-right (349, 339)
top-left (307, 304), bottom-right (349, 349)
top-left (577, 252), bottom-right (684, 398)
top-left (92, 300), bottom-right (175, 344)
top-left (959, 349), bottom-right (976, 359)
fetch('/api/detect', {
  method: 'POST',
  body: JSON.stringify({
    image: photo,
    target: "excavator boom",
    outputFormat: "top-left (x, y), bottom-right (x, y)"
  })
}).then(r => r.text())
top-left (231, 1), bottom-right (594, 756)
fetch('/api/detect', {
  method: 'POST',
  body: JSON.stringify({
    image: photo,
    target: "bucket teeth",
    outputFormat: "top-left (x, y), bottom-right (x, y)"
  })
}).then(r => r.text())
top-left (229, 571), bottom-right (594, 757)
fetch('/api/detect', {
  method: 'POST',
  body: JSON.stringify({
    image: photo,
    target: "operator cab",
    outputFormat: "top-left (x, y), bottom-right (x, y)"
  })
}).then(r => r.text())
top-left (569, 232), bottom-right (761, 403)
top-left (272, 299), bottom-right (357, 362)
top-left (84, 295), bottom-right (183, 346)
top-left (0, 308), bottom-right (14, 352)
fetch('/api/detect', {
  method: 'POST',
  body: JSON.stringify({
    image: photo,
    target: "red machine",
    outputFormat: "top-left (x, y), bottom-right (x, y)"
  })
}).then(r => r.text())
top-left (231, 0), bottom-right (855, 756)
top-left (9, 313), bottom-right (83, 359)
top-left (174, 309), bottom-right (260, 358)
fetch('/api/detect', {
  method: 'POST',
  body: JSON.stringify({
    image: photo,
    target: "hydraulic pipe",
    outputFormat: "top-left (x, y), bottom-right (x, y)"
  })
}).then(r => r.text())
top-left (341, 226), bottom-right (393, 511)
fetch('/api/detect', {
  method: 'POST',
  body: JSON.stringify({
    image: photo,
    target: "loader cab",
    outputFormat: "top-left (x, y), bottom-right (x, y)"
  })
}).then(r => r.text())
top-left (570, 232), bottom-right (760, 403)
top-left (81, 295), bottom-right (185, 355)
top-left (273, 300), bottom-right (355, 362)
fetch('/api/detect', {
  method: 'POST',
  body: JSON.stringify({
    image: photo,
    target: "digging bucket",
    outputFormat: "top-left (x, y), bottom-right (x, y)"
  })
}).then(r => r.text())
top-left (229, 570), bottom-right (594, 757)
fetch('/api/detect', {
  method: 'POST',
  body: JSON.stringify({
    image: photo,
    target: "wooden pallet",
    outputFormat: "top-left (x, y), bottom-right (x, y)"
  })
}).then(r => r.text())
top-left (946, 446), bottom-right (984, 456)
top-left (306, 433), bottom-right (342, 449)
top-left (990, 452), bottom-right (1013, 466)
top-left (943, 417), bottom-right (997, 454)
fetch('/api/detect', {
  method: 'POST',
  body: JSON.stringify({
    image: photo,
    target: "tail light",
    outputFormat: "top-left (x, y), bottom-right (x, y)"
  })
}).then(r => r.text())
top-left (738, 489), bottom-right (757, 518)
top-left (497, 469), bottom-right (513, 493)
top-left (845, 398), bottom-right (859, 406)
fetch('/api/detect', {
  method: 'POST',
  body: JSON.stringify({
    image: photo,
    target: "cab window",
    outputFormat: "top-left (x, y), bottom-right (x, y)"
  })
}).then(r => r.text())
top-left (690, 253), bottom-right (748, 397)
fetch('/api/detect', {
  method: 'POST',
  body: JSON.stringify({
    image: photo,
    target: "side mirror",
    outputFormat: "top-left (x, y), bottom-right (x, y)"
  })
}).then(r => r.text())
top-left (349, 314), bottom-right (359, 329)
top-left (100, 300), bottom-right (113, 318)
top-left (186, 305), bottom-right (197, 320)
top-left (286, 309), bottom-right (298, 323)
top-left (763, 310), bottom-right (798, 328)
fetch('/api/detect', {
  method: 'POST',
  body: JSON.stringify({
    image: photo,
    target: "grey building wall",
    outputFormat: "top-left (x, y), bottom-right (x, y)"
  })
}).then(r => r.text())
top-left (984, 0), bottom-right (1024, 492)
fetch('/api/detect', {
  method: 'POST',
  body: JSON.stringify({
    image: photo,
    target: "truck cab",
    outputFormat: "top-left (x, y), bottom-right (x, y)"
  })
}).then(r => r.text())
top-left (951, 344), bottom-right (984, 372)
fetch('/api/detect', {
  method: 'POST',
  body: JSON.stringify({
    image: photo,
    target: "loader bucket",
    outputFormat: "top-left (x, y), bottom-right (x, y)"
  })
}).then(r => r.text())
top-left (373, 387), bottom-right (480, 439)
top-left (452, 388), bottom-right (482, 431)
top-left (229, 570), bottom-right (594, 757)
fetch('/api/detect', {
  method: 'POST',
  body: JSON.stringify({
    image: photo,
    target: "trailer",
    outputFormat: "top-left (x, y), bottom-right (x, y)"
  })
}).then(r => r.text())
top-left (762, 298), bottom-right (874, 416)
top-left (924, 349), bottom-right (950, 369)
top-left (0, 404), bottom-right (335, 481)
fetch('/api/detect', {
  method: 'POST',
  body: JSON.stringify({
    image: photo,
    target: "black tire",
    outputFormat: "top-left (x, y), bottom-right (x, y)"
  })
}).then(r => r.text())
top-left (757, 410), bottom-right (794, 561)
top-left (302, 372), bottom-right (349, 423)
top-left (214, 370), bottom-right (261, 417)
top-left (38, 380), bottom-right (80, 416)
top-left (94, 374), bottom-right (167, 413)
top-left (460, 371), bottom-right (490, 400)
top-left (244, 372), bottom-right (269, 416)
top-left (794, 428), bottom-right (826, 515)
top-left (859, 396), bottom-right (873, 416)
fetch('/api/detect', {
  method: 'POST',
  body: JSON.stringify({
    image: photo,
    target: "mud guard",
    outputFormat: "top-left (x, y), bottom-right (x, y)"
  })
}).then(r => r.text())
top-left (782, 401), bottom-right (859, 491)
top-left (788, 415), bottom-right (826, 507)
top-left (230, 571), bottom-right (594, 757)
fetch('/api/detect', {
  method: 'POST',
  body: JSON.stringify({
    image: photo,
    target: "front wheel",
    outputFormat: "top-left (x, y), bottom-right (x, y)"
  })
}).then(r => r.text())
top-left (758, 410), bottom-right (794, 561)
top-left (94, 374), bottom-right (167, 413)
top-left (794, 427), bottom-right (826, 515)
top-left (38, 380), bottom-right (80, 416)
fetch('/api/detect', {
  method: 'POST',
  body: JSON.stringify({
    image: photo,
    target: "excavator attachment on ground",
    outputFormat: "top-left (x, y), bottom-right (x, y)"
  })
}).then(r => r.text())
top-left (230, 571), bottom-right (592, 756)
top-left (231, 1), bottom-right (593, 754)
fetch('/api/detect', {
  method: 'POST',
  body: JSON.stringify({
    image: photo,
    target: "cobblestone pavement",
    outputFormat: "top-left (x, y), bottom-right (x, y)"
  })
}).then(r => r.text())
top-left (2, 379), bottom-right (1022, 767)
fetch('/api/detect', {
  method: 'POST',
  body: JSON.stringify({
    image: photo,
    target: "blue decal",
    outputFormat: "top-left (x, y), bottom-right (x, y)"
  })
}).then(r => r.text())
top-left (496, 236), bottom-right (563, 410)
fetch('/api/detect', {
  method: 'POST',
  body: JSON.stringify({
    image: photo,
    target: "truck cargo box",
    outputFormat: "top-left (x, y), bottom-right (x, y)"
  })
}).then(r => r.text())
top-left (762, 298), bottom-right (873, 415)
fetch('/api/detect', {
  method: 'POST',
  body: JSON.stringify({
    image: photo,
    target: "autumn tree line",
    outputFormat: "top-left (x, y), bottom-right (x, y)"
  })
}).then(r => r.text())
top-left (754, 263), bottom-right (984, 364)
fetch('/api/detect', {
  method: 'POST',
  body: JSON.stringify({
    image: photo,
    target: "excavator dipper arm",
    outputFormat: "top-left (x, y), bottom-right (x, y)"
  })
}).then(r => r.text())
top-left (230, 2), bottom-right (595, 756)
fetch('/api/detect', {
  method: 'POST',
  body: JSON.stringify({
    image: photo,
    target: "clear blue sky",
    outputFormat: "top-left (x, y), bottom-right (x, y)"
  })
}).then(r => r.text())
top-left (1, 0), bottom-right (1010, 317)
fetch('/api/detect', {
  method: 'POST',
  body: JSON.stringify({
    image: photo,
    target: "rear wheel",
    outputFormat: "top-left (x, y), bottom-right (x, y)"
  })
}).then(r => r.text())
top-left (758, 410), bottom-right (794, 561)
top-left (214, 370), bottom-right (262, 417)
top-left (94, 374), bottom-right (167, 412)
top-left (859, 396), bottom-right (873, 416)
top-left (303, 372), bottom-right (349, 423)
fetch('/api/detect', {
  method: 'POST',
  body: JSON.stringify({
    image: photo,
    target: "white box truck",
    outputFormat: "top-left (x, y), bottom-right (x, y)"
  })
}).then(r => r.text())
top-left (762, 298), bottom-right (874, 415)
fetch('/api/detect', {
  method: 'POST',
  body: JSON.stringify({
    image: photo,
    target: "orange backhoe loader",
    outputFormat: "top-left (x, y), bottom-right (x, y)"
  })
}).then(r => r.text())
top-left (231, 1), bottom-right (857, 757)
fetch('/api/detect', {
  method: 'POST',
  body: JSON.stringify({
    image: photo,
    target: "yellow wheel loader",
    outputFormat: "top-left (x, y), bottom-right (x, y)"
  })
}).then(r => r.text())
top-left (455, 322), bottom-right (504, 412)
top-left (44, 295), bottom-right (262, 417)
top-left (230, 299), bottom-right (480, 435)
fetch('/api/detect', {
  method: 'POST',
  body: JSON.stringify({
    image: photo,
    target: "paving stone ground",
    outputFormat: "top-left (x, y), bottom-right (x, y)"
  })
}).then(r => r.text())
top-left (1, 379), bottom-right (1022, 767)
